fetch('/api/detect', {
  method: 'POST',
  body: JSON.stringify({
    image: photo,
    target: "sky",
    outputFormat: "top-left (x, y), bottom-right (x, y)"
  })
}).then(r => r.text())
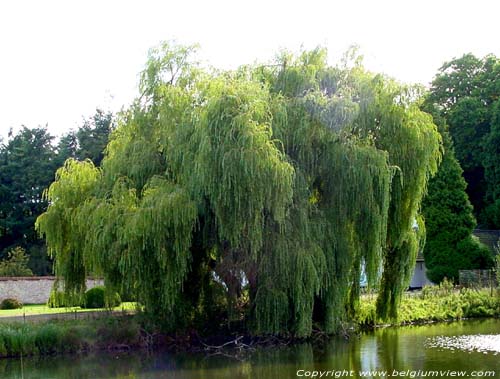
top-left (1, 0), bottom-right (499, 140)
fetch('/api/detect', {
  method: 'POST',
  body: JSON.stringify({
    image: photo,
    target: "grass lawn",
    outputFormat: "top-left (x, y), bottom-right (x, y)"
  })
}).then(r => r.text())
top-left (0, 302), bottom-right (137, 318)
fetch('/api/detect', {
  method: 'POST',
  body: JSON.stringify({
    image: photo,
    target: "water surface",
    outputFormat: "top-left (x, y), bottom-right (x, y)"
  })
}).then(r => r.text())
top-left (1, 319), bottom-right (498, 378)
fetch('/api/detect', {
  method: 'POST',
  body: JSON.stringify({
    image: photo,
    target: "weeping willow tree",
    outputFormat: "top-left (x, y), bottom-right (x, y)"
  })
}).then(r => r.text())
top-left (36, 43), bottom-right (441, 336)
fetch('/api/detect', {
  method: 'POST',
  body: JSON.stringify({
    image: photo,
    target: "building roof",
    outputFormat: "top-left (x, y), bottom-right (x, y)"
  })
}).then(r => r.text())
top-left (472, 229), bottom-right (500, 254)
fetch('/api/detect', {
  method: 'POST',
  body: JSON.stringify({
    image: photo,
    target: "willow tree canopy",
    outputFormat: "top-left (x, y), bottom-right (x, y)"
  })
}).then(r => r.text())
top-left (36, 43), bottom-right (441, 336)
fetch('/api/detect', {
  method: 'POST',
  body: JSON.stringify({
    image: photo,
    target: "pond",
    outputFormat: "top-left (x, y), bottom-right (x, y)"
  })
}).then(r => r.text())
top-left (0, 319), bottom-right (498, 378)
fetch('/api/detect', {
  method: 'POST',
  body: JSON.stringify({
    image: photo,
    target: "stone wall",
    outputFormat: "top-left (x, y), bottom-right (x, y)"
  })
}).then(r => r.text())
top-left (0, 277), bottom-right (103, 304)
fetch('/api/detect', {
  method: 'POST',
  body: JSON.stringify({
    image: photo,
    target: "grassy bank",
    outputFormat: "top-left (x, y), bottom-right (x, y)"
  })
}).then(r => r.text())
top-left (357, 286), bottom-right (500, 327)
top-left (0, 316), bottom-right (143, 358)
top-left (1, 287), bottom-right (498, 358)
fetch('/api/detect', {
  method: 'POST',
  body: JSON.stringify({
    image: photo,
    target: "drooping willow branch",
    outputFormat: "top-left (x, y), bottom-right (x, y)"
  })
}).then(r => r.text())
top-left (37, 43), bottom-right (441, 336)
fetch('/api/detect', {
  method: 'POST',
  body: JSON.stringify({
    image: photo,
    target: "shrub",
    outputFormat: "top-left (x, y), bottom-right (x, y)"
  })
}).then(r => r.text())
top-left (82, 286), bottom-right (121, 309)
top-left (0, 247), bottom-right (33, 277)
top-left (0, 298), bottom-right (23, 310)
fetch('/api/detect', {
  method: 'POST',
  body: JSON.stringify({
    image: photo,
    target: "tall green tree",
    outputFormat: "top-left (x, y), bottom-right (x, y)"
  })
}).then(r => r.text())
top-left (0, 127), bottom-right (58, 274)
top-left (37, 43), bottom-right (441, 336)
top-left (422, 117), bottom-right (493, 283)
top-left (75, 109), bottom-right (113, 166)
top-left (482, 99), bottom-right (500, 227)
top-left (57, 110), bottom-right (114, 167)
top-left (55, 131), bottom-right (78, 167)
top-left (427, 53), bottom-right (500, 226)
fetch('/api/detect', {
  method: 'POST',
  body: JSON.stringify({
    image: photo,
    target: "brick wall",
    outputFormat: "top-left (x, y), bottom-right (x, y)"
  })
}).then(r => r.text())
top-left (0, 277), bottom-right (103, 304)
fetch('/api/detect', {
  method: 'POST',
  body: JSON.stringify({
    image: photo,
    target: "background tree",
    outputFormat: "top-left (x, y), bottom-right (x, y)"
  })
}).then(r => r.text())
top-left (0, 127), bottom-right (58, 275)
top-left (57, 109), bottom-right (114, 167)
top-left (55, 131), bottom-right (78, 167)
top-left (75, 109), bottom-right (113, 166)
top-left (37, 43), bottom-right (441, 336)
top-left (0, 110), bottom-right (113, 275)
top-left (482, 99), bottom-right (500, 227)
top-left (427, 53), bottom-right (500, 227)
top-left (421, 112), bottom-right (493, 283)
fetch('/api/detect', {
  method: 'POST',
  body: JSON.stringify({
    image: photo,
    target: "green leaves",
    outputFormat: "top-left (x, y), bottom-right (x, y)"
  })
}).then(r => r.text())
top-left (427, 53), bottom-right (500, 227)
top-left (0, 247), bottom-right (33, 277)
top-left (0, 127), bottom-right (58, 274)
top-left (37, 42), bottom-right (442, 335)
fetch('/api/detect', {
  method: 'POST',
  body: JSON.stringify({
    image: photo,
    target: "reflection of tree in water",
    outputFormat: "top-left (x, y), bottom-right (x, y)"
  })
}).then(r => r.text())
top-left (322, 336), bottom-right (361, 374)
top-left (248, 344), bottom-right (315, 378)
top-left (377, 328), bottom-right (403, 370)
top-left (371, 327), bottom-right (427, 371)
top-left (0, 353), bottom-right (147, 379)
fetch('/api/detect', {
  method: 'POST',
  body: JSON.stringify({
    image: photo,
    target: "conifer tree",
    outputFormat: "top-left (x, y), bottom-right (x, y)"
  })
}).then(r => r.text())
top-left (422, 128), bottom-right (493, 283)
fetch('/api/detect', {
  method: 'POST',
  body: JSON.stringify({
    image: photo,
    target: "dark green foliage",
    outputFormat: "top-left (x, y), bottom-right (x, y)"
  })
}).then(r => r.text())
top-left (422, 126), bottom-right (493, 283)
top-left (0, 246), bottom-right (33, 276)
top-left (82, 286), bottom-right (121, 309)
top-left (56, 110), bottom-right (113, 168)
top-left (56, 132), bottom-right (78, 163)
top-left (0, 112), bottom-right (113, 276)
top-left (26, 244), bottom-right (52, 276)
top-left (37, 43), bottom-right (441, 336)
top-left (75, 109), bottom-right (113, 166)
top-left (0, 127), bottom-right (58, 274)
top-left (482, 99), bottom-right (500, 227)
top-left (424, 236), bottom-right (492, 284)
top-left (427, 53), bottom-right (500, 226)
top-left (83, 287), bottom-right (105, 309)
top-left (0, 298), bottom-right (23, 310)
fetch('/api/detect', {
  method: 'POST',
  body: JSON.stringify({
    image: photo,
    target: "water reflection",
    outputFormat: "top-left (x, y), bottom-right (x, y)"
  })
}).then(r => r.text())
top-left (0, 319), bottom-right (498, 379)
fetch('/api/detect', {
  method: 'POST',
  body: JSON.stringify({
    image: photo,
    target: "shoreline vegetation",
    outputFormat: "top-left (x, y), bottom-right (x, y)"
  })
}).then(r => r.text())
top-left (0, 287), bottom-right (498, 359)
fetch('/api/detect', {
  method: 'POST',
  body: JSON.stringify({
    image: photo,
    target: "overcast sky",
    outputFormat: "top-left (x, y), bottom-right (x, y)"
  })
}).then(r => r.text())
top-left (1, 0), bottom-right (499, 140)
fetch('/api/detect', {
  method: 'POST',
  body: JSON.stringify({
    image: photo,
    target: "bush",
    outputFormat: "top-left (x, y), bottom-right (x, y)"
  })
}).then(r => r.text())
top-left (0, 247), bottom-right (33, 277)
top-left (0, 298), bottom-right (23, 310)
top-left (82, 286), bottom-right (121, 309)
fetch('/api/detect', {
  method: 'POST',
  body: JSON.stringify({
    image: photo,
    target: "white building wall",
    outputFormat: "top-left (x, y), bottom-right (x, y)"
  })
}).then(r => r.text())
top-left (409, 261), bottom-right (433, 288)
